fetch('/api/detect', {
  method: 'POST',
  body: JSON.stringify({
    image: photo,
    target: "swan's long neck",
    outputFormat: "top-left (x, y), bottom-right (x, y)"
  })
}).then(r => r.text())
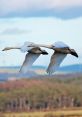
top-left (30, 44), bottom-right (52, 49)
top-left (2, 47), bottom-right (20, 51)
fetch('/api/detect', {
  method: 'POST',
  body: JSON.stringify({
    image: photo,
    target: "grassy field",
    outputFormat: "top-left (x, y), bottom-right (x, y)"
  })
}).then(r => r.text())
top-left (1, 110), bottom-right (82, 117)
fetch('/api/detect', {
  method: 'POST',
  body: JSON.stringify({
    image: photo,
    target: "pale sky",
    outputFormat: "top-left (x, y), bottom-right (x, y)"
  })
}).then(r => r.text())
top-left (0, 0), bottom-right (82, 66)
top-left (0, 17), bottom-right (81, 66)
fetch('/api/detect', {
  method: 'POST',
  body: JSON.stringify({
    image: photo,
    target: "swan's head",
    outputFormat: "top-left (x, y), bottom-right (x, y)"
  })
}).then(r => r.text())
top-left (2, 47), bottom-right (11, 51)
top-left (70, 49), bottom-right (78, 58)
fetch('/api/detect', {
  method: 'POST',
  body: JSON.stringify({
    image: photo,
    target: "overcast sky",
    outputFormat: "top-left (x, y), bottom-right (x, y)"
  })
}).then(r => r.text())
top-left (0, 0), bottom-right (82, 19)
top-left (0, 0), bottom-right (82, 67)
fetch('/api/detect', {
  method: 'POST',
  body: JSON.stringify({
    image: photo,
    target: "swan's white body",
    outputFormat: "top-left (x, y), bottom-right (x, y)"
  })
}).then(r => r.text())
top-left (2, 41), bottom-right (48, 73)
top-left (30, 41), bottom-right (78, 75)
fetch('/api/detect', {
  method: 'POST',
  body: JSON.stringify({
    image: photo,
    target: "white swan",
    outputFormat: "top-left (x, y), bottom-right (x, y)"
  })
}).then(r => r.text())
top-left (2, 42), bottom-right (48, 73)
top-left (29, 41), bottom-right (78, 75)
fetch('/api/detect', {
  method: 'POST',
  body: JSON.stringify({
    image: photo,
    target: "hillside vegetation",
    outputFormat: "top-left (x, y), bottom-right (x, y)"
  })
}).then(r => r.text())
top-left (0, 76), bottom-right (82, 111)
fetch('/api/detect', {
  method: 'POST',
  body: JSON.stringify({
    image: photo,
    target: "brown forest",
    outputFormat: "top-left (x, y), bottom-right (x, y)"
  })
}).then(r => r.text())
top-left (0, 76), bottom-right (82, 112)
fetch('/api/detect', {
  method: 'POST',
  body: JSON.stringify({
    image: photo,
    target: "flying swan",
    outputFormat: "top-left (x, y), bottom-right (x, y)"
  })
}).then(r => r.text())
top-left (29, 41), bottom-right (78, 75)
top-left (2, 42), bottom-right (48, 73)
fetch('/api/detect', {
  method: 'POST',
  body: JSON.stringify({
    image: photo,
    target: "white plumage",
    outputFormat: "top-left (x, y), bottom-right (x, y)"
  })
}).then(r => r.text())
top-left (20, 41), bottom-right (34, 53)
top-left (30, 41), bottom-right (78, 75)
top-left (2, 41), bottom-right (48, 73)
top-left (52, 41), bottom-right (69, 48)
top-left (47, 53), bottom-right (67, 75)
top-left (20, 53), bottom-right (40, 73)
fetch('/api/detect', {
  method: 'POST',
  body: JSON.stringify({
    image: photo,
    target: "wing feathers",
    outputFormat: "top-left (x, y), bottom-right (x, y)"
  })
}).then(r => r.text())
top-left (52, 41), bottom-right (69, 48)
top-left (20, 53), bottom-right (40, 73)
top-left (47, 53), bottom-right (67, 75)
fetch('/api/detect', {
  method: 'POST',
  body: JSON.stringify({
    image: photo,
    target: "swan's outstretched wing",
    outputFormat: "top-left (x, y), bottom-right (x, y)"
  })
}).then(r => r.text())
top-left (20, 53), bottom-right (40, 73)
top-left (52, 41), bottom-right (69, 48)
top-left (47, 53), bottom-right (67, 75)
top-left (20, 41), bottom-right (34, 53)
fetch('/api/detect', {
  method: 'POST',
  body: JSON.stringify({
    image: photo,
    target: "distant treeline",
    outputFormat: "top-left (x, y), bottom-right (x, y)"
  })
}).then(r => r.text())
top-left (0, 77), bottom-right (82, 112)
